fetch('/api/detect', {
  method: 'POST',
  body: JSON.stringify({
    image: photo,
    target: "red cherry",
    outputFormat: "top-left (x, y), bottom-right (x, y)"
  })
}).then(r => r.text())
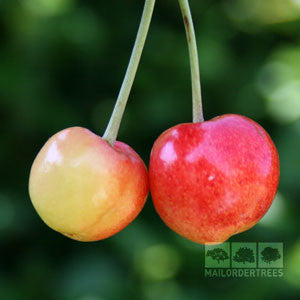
top-left (29, 127), bottom-right (149, 241)
top-left (149, 114), bottom-right (280, 245)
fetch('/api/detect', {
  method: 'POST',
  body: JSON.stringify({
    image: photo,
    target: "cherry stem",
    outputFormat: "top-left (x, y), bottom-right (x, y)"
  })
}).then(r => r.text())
top-left (103, 0), bottom-right (156, 145)
top-left (178, 0), bottom-right (204, 122)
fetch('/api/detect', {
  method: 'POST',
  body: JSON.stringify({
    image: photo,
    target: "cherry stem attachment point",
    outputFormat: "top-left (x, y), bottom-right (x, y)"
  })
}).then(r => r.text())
top-left (178, 0), bottom-right (204, 123)
top-left (103, 0), bottom-right (156, 146)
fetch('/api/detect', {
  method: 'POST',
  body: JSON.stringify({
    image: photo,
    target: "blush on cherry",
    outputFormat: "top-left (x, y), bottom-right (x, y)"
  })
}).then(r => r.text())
top-left (28, 0), bottom-right (156, 241)
top-left (29, 127), bottom-right (148, 241)
top-left (149, 114), bottom-right (280, 244)
top-left (148, 0), bottom-right (280, 244)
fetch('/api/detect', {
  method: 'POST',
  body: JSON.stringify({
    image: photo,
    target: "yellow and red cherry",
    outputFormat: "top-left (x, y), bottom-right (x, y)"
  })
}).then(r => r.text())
top-left (29, 127), bottom-right (148, 241)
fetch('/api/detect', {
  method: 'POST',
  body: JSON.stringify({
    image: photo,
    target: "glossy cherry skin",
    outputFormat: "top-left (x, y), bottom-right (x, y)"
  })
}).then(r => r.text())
top-left (29, 127), bottom-right (149, 241)
top-left (149, 114), bottom-right (280, 245)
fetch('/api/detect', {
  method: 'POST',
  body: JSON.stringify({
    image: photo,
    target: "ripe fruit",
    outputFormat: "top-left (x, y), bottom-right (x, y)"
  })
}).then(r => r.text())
top-left (28, 0), bottom-right (155, 241)
top-left (149, 114), bottom-right (280, 245)
top-left (29, 127), bottom-right (148, 241)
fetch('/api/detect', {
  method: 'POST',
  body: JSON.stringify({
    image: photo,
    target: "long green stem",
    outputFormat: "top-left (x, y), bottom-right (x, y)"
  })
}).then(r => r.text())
top-left (178, 0), bottom-right (204, 122)
top-left (103, 0), bottom-right (156, 145)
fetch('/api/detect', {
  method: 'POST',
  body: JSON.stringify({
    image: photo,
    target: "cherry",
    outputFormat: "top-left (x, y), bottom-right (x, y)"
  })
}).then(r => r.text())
top-left (149, 0), bottom-right (280, 244)
top-left (28, 0), bottom-right (156, 241)
top-left (149, 114), bottom-right (280, 244)
top-left (29, 127), bottom-right (148, 241)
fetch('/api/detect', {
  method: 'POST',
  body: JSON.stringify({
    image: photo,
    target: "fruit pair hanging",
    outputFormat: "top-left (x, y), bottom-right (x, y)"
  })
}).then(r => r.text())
top-left (29, 0), bottom-right (279, 245)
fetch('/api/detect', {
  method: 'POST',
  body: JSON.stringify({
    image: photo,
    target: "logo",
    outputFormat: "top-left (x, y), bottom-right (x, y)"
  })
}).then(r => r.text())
top-left (205, 242), bottom-right (283, 278)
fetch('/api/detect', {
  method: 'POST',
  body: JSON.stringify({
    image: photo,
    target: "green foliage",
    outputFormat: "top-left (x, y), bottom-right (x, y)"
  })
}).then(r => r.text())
top-left (1, 0), bottom-right (300, 299)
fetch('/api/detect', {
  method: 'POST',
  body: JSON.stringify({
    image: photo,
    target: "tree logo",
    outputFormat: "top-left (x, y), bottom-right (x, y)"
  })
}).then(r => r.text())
top-left (231, 243), bottom-right (257, 268)
top-left (233, 247), bottom-right (255, 264)
top-left (205, 242), bottom-right (284, 277)
top-left (205, 243), bottom-right (230, 268)
top-left (261, 247), bottom-right (281, 264)
top-left (258, 243), bottom-right (283, 268)
top-left (206, 248), bottom-right (229, 264)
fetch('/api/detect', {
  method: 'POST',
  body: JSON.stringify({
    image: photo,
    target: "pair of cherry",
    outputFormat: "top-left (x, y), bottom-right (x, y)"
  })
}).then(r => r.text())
top-left (28, 0), bottom-right (279, 245)
top-left (29, 114), bottom-right (279, 245)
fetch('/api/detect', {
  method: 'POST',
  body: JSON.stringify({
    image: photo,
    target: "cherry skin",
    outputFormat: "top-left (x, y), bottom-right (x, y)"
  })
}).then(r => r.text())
top-left (149, 114), bottom-right (280, 245)
top-left (29, 127), bottom-right (148, 241)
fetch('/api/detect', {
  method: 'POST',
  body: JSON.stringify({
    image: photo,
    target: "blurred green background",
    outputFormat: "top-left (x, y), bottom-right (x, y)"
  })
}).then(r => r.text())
top-left (1, 0), bottom-right (300, 299)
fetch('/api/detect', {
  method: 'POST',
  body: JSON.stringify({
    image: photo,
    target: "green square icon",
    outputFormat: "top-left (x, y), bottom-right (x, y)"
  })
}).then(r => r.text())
top-left (205, 243), bottom-right (230, 268)
top-left (258, 243), bottom-right (283, 268)
top-left (231, 243), bottom-right (257, 268)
